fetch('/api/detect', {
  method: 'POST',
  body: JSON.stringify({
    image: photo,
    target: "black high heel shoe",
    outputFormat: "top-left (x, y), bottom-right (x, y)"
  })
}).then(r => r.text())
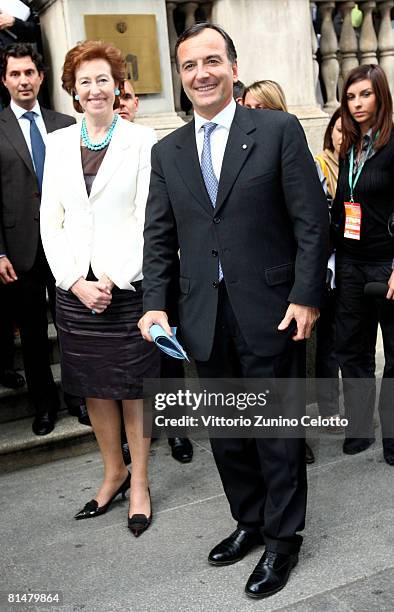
top-left (128, 488), bottom-right (152, 537)
top-left (74, 472), bottom-right (131, 520)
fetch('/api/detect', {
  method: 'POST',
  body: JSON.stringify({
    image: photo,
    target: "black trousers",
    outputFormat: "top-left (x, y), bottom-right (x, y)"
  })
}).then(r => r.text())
top-left (195, 283), bottom-right (307, 555)
top-left (335, 257), bottom-right (394, 438)
top-left (0, 284), bottom-right (15, 372)
top-left (315, 291), bottom-right (340, 416)
top-left (0, 245), bottom-right (59, 414)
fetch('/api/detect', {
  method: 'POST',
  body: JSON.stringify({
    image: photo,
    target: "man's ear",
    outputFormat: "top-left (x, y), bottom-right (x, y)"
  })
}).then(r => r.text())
top-left (134, 96), bottom-right (139, 111)
top-left (39, 71), bottom-right (45, 85)
top-left (232, 61), bottom-right (238, 82)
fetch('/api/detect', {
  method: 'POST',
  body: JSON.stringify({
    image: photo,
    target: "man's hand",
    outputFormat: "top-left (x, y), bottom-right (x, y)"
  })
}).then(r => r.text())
top-left (386, 270), bottom-right (394, 300)
top-left (0, 13), bottom-right (15, 29)
top-left (70, 278), bottom-right (112, 313)
top-left (0, 257), bottom-right (17, 284)
top-left (278, 303), bottom-right (320, 341)
top-left (138, 310), bottom-right (171, 342)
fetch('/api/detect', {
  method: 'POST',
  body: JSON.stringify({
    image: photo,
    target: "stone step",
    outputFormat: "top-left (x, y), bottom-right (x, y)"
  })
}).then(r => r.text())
top-left (13, 323), bottom-right (59, 370)
top-left (0, 363), bottom-right (63, 423)
top-left (0, 411), bottom-right (96, 473)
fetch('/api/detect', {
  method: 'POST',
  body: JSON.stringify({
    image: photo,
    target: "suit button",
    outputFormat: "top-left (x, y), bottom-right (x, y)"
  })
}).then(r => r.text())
top-left (212, 249), bottom-right (218, 257)
top-left (212, 281), bottom-right (220, 288)
top-left (213, 217), bottom-right (221, 224)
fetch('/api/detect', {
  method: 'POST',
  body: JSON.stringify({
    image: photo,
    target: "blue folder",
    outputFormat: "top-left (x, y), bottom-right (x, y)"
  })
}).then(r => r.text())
top-left (149, 324), bottom-right (189, 361)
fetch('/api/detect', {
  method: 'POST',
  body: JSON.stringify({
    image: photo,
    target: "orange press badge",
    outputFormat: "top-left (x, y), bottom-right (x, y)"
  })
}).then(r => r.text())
top-left (344, 201), bottom-right (361, 240)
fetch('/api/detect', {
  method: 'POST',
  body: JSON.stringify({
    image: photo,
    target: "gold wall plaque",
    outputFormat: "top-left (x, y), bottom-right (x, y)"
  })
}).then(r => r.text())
top-left (84, 14), bottom-right (162, 94)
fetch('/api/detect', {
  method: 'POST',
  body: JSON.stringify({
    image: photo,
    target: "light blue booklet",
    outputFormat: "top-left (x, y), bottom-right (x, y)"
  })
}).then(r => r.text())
top-left (149, 324), bottom-right (189, 361)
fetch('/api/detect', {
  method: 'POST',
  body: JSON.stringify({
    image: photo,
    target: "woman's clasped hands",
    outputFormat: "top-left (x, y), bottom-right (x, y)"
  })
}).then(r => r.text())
top-left (71, 274), bottom-right (114, 313)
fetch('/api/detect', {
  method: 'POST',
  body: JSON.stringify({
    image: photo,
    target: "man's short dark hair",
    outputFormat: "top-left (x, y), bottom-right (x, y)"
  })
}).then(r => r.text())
top-left (1, 43), bottom-right (45, 79)
top-left (233, 80), bottom-right (245, 100)
top-left (175, 22), bottom-right (237, 72)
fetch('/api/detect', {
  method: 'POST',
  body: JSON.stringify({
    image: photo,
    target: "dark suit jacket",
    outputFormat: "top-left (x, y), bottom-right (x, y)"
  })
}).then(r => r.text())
top-left (0, 105), bottom-right (75, 272)
top-left (143, 105), bottom-right (329, 361)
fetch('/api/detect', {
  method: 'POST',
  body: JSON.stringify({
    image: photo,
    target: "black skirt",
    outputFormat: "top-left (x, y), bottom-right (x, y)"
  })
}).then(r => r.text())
top-left (56, 283), bottom-right (160, 399)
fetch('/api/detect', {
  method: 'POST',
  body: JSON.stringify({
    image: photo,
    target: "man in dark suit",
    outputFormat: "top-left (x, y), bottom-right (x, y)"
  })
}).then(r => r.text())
top-left (0, 43), bottom-right (75, 435)
top-left (139, 24), bottom-right (329, 598)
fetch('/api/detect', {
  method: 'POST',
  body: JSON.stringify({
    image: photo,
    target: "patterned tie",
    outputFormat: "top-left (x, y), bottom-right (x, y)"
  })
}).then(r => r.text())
top-left (201, 122), bottom-right (223, 281)
top-left (23, 111), bottom-right (45, 192)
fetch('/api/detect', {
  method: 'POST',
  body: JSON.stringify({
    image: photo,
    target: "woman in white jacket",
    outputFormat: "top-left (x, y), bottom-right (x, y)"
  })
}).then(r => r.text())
top-left (40, 41), bottom-right (159, 536)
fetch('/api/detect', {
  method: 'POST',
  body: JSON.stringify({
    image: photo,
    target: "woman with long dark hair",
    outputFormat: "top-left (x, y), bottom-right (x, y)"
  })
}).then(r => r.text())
top-left (331, 64), bottom-right (394, 464)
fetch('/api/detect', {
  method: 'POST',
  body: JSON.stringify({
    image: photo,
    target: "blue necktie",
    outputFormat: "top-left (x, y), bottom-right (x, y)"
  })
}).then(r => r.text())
top-left (201, 122), bottom-right (223, 281)
top-left (23, 111), bottom-right (45, 192)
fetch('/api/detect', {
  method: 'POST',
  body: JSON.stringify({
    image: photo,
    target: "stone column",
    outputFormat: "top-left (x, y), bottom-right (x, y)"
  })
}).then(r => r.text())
top-left (212, 0), bottom-right (328, 153)
top-left (319, 1), bottom-right (340, 111)
top-left (338, 0), bottom-right (359, 86)
top-left (310, 4), bottom-right (321, 103)
top-left (377, 0), bottom-right (394, 93)
top-left (166, 1), bottom-right (182, 112)
top-left (179, 1), bottom-right (199, 28)
top-left (359, 1), bottom-right (378, 65)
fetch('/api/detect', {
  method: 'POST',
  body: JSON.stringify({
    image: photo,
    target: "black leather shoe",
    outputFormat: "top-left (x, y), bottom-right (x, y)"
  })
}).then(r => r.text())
top-left (32, 412), bottom-right (57, 436)
top-left (208, 528), bottom-right (264, 566)
top-left (121, 442), bottom-right (131, 465)
top-left (77, 404), bottom-right (91, 427)
top-left (245, 550), bottom-right (299, 599)
top-left (168, 437), bottom-right (193, 463)
top-left (0, 368), bottom-right (26, 389)
top-left (74, 472), bottom-right (130, 520)
top-left (343, 437), bottom-right (375, 455)
top-left (128, 488), bottom-right (152, 537)
top-left (383, 438), bottom-right (394, 466)
top-left (305, 442), bottom-right (315, 464)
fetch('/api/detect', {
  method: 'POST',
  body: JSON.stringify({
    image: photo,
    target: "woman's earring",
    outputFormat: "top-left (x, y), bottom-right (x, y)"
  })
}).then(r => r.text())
top-left (74, 93), bottom-right (80, 101)
top-left (114, 88), bottom-right (120, 96)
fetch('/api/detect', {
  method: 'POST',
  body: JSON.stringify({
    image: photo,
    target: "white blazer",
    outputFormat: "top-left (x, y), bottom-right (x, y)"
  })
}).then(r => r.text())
top-left (40, 117), bottom-right (157, 291)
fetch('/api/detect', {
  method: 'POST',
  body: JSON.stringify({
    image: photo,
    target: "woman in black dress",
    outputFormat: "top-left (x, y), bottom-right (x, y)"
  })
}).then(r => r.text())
top-left (331, 64), bottom-right (394, 464)
top-left (40, 41), bottom-right (160, 533)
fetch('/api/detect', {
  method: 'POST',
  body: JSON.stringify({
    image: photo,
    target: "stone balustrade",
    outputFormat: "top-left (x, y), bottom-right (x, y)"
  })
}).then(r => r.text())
top-left (313, 0), bottom-right (394, 110)
top-left (165, 0), bottom-right (393, 115)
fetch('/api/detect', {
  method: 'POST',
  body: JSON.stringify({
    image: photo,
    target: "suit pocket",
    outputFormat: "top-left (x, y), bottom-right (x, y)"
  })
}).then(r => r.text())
top-left (239, 171), bottom-right (277, 188)
top-left (179, 276), bottom-right (190, 295)
top-left (2, 212), bottom-right (16, 228)
top-left (265, 263), bottom-right (294, 286)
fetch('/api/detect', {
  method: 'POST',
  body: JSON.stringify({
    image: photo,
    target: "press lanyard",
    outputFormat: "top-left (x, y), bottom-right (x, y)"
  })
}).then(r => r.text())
top-left (348, 134), bottom-right (377, 202)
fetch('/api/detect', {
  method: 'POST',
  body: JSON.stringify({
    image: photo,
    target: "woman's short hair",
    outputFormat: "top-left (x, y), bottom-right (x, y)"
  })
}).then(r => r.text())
top-left (242, 80), bottom-right (288, 112)
top-left (340, 63), bottom-right (393, 157)
top-left (62, 40), bottom-right (125, 113)
top-left (323, 107), bottom-right (341, 152)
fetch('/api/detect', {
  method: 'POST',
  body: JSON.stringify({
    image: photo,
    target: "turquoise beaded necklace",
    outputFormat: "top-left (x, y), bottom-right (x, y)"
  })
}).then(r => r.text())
top-left (81, 114), bottom-right (118, 151)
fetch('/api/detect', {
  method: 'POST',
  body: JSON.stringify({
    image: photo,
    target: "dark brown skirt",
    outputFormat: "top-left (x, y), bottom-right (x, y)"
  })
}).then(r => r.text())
top-left (56, 284), bottom-right (160, 399)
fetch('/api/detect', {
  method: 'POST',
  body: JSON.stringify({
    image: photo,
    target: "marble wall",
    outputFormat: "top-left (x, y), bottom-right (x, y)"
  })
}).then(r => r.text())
top-left (40, 0), bottom-right (175, 118)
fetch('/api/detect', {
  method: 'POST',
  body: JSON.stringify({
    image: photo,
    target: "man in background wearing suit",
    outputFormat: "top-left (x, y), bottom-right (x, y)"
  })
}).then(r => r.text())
top-left (139, 24), bottom-right (328, 598)
top-left (0, 43), bottom-right (75, 435)
top-left (115, 80), bottom-right (193, 464)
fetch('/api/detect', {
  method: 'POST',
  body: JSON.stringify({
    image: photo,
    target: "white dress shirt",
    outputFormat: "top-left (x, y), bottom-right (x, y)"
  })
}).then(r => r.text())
top-left (194, 98), bottom-right (236, 181)
top-left (10, 100), bottom-right (47, 172)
